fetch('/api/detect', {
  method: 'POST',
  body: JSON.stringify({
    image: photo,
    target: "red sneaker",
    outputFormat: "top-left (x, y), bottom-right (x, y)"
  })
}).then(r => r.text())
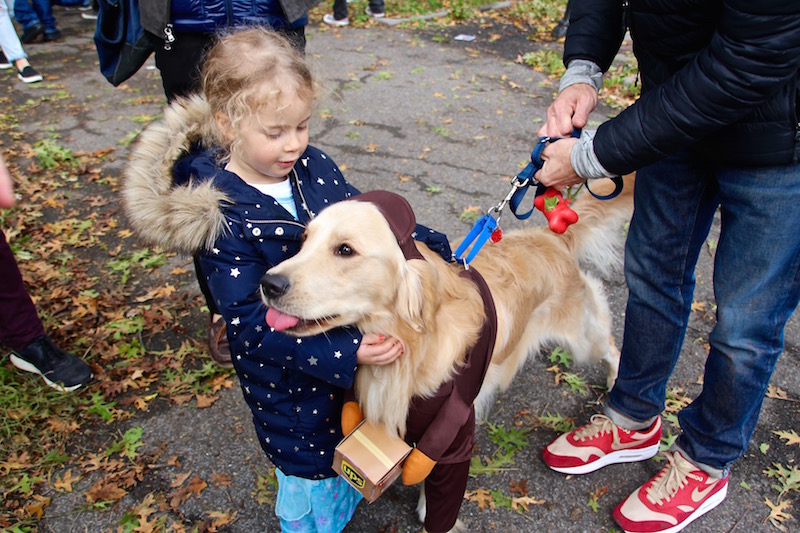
top-left (613, 450), bottom-right (728, 533)
top-left (542, 414), bottom-right (661, 474)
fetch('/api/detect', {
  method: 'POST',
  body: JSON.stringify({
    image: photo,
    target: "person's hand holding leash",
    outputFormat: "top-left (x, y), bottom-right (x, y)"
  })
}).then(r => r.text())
top-left (533, 137), bottom-right (584, 190)
top-left (537, 83), bottom-right (598, 138)
top-left (534, 83), bottom-right (599, 190)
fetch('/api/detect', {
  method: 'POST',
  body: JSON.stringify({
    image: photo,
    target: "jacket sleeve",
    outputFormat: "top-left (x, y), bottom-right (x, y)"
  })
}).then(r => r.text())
top-left (200, 226), bottom-right (360, 389)
top-left (414, 224), bottom-right (452, 262)
top-left (593, 1), bottom-right (800, 175)
top-left (563, 0), bottom-right (626, 73)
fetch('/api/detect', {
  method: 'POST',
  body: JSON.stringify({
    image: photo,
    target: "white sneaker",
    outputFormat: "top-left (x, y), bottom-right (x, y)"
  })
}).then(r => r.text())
top-left (323, 13), bottom-right (349, 26)
top-left (365, 7), bottom-right (385, 18)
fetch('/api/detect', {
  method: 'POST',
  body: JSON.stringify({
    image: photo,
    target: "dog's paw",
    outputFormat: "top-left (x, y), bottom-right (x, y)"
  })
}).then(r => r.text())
top-left (416, 485), bottom-right (426, 523)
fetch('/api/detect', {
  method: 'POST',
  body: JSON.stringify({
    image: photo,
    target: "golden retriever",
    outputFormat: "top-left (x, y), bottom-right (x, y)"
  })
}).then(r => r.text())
top-left (260, 177), bottom-right (633, 529)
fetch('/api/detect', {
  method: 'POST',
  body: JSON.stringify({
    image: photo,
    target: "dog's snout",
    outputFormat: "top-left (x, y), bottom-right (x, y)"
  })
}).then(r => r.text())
top-left (260, 273), bottom-right (291, 299)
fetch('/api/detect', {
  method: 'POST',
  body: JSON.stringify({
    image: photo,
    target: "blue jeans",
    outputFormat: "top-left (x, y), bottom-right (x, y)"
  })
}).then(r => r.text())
top-left (13, 0), bottom-right (57, 33)
top-left (606, 151), bottom-right (800, 473)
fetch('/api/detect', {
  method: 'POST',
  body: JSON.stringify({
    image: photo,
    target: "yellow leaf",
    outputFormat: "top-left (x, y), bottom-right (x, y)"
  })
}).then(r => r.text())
top-left (464, 488), bottom-right (494, 510)
top-left (766, 384), bottom-right (790, 400)
top-left (196, 394), bottom-right (220, 408)
top-left (773, 429), bottom-right (800, 447)
top-left (208, 509), bottom-right (238, 530)
top-left (511, 494), bottom-right (546, 512)
top-left (765, 497), bottom-right (793, 531)
top-left (54, 469), bottom-right (82, 492)
top-left (171, 471), bottom-right (194, 488)
top-left (25, 495), bottom-right (50, 519)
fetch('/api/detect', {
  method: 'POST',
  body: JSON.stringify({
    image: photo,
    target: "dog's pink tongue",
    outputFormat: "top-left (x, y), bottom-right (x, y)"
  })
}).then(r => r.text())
top-left (266, 307), bottom-right (300, 331)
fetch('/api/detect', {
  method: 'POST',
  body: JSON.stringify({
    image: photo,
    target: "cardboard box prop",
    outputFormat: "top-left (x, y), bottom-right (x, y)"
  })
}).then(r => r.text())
top-left (333, 421), bottom-right (412, 502)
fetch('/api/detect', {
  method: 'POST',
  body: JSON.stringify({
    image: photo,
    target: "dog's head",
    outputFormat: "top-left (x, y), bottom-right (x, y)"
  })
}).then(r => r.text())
top-left (260, 191), bottom-right (431, 336)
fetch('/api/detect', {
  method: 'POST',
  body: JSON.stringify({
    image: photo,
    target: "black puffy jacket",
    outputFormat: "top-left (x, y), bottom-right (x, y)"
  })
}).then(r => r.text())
top-left (565, 0), bottom-right (800, 174)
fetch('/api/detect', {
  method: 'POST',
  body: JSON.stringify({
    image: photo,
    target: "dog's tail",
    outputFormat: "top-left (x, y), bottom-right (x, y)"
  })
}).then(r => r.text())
top-left (558, 173), bottom-right (635, 277)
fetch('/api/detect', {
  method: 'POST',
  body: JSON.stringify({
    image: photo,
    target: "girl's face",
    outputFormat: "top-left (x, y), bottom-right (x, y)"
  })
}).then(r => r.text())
top-left (224, 91), bottom-right (312, 185)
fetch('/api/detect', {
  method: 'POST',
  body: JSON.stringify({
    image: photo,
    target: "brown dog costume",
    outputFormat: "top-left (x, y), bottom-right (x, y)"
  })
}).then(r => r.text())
top-left (343, 191), bottom-right (498, 533)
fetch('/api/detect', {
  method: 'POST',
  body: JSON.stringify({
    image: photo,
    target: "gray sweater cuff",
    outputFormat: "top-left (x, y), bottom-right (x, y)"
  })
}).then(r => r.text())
top-left (570, 130), bottom-right (616, 180)
top-left (559, 59), bottom-right (604, 94)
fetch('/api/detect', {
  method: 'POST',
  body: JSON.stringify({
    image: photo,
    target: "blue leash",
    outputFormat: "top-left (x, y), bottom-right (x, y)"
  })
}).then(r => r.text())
top-left (453, 128), bottom-right (624, 266)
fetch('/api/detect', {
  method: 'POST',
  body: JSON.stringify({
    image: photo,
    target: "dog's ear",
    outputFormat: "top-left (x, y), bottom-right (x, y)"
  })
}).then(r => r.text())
top-left (395, 259), bottom-right (429, 333)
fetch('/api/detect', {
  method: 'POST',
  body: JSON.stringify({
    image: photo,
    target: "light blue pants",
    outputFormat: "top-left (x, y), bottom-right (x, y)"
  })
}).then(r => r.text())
top-left (0, 0), bottom-right (26, 64)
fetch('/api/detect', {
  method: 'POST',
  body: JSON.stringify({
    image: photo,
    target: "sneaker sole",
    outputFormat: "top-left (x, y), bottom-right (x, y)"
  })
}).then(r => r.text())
top-left (547, 443), bottom-right (660, 475)
top-left (619, 482), bottom-right (728, 533)
top-left (9, 353), bottom-right (90, 392)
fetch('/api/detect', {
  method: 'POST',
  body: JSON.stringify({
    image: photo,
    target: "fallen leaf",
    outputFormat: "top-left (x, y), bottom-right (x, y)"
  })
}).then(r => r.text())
top-left (765, 497), bottom-right (793, 531)
top-left (171, 471), bottom-right (193, 488)
top-left (211, 472), bottom-right (233, 488)
top-left (465, 488), bottom-right (494, 510)
top-left (511, 494), bottom-right (545, 512)
top-left (773, 429), bottom-right (800, 447)
top-left (54, 469), bottom-right (82, 492)
top-left (24, 494), bottom-right (51, 519)
top-left (196, 394), bottom-right (220, 408)
top-left (85, 481), bottom-right (128, 503)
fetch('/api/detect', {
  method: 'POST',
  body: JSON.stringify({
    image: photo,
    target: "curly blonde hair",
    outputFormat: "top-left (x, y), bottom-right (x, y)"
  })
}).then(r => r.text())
top-left (201, 27), bottom-right (319, 156)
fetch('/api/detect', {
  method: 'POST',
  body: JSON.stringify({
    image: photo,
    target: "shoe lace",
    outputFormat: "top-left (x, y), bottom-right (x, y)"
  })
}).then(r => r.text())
top-left (574, 414), bottom-right (623, 443)
top-left (645, 452), bottom-right (703, 505)
top-left (213, 322), bottom-right (227, 347)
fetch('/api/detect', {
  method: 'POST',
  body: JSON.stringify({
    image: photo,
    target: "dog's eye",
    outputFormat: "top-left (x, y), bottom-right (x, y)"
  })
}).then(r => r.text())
top-left (336, 243), bottom-right (354, 256)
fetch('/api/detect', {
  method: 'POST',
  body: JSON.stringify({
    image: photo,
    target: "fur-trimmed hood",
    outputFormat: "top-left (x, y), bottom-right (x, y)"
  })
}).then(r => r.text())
top-left (121, 94), bottom-right (230, 255)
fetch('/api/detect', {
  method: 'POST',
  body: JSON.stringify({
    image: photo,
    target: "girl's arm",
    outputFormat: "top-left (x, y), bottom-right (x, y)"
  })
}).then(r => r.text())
top-left (201, 236), bottom-right (363, 389)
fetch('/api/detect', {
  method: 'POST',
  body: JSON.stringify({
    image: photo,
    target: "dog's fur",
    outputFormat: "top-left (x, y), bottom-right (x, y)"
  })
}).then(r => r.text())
top-left (261, 176), bottom-right (634, 440)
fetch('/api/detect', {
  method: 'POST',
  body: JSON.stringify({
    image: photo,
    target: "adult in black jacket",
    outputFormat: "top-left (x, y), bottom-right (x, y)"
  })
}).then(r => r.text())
top-left (536, 2), bottom-right (800, 532)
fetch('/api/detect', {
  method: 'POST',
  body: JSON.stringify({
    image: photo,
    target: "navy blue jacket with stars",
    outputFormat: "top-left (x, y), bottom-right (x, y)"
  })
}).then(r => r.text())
top-left (122, 95), bottom-right (452, 479)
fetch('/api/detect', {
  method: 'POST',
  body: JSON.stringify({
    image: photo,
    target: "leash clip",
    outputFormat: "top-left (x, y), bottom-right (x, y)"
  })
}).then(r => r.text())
top-left (453, 173), bottom-right (532, 267)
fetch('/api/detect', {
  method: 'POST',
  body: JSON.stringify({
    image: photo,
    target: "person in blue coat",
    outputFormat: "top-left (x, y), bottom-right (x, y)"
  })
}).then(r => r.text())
top-left (534, 2), bottom-right (800, 533)
top-left (138, 0), bottom-right (315, 366)
top-left (122, 28), bottom-right (451, 532)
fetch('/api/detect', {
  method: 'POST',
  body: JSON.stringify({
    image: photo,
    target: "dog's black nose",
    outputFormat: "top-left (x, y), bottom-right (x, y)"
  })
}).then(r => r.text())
top-left (261, 273), bottom-right (291, 299)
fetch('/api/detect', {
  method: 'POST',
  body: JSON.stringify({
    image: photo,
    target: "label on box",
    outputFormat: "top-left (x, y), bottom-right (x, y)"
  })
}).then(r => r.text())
top-left (333, 421), bottom-right (412, 502)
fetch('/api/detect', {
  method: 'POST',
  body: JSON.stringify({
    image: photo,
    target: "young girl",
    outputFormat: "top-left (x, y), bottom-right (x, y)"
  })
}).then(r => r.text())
top-left (122, 28), bottom-right (450, 532)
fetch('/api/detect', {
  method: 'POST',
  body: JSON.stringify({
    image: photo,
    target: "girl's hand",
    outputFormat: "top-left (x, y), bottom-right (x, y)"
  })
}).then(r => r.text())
top-left (357, 333), bottom-right (404, 365)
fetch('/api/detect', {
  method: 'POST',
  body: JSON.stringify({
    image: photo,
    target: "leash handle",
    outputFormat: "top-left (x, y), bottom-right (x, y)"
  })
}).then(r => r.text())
top-left (509, 128), bottom-right (582, 221)
top-left (585, 175), bottom-right (624, 200)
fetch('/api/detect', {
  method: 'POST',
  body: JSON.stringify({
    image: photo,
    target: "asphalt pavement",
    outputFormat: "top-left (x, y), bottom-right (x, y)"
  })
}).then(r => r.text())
top-left (5, 7), bottom-right (799, 533)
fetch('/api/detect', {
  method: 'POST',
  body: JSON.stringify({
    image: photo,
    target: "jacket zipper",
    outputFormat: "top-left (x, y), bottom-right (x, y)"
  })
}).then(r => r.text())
top-left (291, 169), bottom-right (315, 220)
